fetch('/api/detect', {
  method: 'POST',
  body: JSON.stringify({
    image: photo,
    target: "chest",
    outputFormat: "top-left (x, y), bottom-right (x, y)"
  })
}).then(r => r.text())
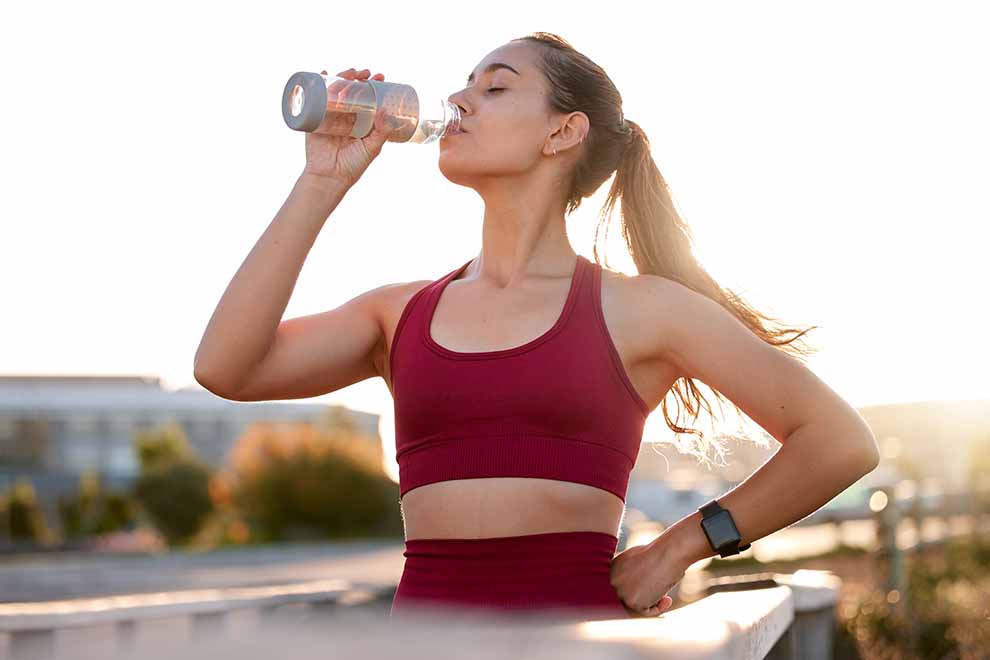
top-left (377, 268), bottom-right (678, 415)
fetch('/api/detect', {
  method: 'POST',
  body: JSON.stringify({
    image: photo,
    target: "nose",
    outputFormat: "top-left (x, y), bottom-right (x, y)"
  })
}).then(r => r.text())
top-left (447, 88), bottom-right (469, 117)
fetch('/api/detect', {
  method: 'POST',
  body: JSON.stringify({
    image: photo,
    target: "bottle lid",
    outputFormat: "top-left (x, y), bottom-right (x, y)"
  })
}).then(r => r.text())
top-left (282, 72), bottom-right (328, 132)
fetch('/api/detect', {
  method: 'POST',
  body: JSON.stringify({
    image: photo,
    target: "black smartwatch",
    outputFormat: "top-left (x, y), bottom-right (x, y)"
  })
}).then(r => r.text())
top-left (699, 499), bottom-right (751, 558)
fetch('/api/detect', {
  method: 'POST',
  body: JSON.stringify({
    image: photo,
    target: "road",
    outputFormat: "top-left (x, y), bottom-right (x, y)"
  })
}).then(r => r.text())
top-left (0, 539), bottom-right (405, 603)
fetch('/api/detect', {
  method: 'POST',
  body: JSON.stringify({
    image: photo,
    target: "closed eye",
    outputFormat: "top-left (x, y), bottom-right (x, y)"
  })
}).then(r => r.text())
top-left (486, 88), bottom-right (505, 94)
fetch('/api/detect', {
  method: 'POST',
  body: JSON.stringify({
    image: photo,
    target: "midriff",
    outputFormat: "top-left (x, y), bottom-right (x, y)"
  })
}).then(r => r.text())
top-left (399, 478), bottom-right (627, 540)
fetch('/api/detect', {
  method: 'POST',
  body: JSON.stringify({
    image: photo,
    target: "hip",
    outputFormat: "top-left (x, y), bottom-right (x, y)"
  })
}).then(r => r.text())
top-left (389, 530), bottom-right (630, 623)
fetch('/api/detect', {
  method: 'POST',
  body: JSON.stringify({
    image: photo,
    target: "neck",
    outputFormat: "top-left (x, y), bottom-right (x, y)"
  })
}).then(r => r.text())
top-left (470, 174), bottom-right (575, 289)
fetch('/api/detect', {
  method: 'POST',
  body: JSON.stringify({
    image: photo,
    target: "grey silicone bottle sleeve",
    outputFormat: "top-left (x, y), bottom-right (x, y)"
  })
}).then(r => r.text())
top-left (282, 72), bottom-right (328, 132)
top-left (350, 79), bottom-right (382, 138)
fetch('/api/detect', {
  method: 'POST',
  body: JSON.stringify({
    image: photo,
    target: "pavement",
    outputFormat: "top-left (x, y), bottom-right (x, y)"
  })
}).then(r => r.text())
top-left (0, 538), bottom-right (406, 603)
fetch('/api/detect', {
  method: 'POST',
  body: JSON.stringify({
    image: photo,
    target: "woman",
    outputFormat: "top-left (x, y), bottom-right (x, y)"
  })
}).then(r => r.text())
top-left (194, 33), bottom-right (880, 622)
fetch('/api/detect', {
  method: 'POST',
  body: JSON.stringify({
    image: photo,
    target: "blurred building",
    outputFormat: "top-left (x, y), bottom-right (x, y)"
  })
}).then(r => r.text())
top-left (0, 375), bottom-right (381, 521)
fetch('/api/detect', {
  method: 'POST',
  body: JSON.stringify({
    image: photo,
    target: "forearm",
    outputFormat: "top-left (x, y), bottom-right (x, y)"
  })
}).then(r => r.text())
top-left (193, 174), bottom-right (350, 391)
top-left (657, 420), bottom-right (880, 568)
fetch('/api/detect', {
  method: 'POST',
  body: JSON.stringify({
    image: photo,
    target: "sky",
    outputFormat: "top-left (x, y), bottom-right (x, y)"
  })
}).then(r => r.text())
top-left (2, 1), bottom-right (988, 466)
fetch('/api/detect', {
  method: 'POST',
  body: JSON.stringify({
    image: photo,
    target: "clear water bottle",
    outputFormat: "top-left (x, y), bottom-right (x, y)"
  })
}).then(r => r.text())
top-left (281, 71), bottom-right (462, 145)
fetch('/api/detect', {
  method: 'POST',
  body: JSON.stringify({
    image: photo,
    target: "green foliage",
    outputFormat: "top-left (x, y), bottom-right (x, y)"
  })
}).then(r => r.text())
top-left (223, 421), bottom-right (402, 544)
top-left (233, 451), bottom-right (400, 541)
top-left (134, 422), bottom-right (197, 471)
top-left (57, 469), bottom-right (139, 538)
top-left (133, 460), bottom-right (214, 545)
top-left (131, 423), bottom-right (214, 546)
top-left (0, 479), bottom-right (54, 543)
top-left (124, 414), bottom-right (402, 549)
top-left (842, 535), bottom-right (990, 658)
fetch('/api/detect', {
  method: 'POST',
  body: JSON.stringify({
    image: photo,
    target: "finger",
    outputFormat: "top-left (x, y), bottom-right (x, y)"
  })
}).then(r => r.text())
top-left (367, 103), bottom-right (389, 146)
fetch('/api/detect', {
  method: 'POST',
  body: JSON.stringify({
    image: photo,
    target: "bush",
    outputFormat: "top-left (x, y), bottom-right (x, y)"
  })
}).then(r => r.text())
top-left (222, 421), bottom-right (402, 544)
top-left (1, 479), bottom-right (55, 544)
top-left (133, 460), bottom-right (214, 546)
top-left (842, 536), bottom-right (990, 658)
top-left (57, 469), bottom-right (140, 539)
top-left (131, 423), bottom-right (215, 546)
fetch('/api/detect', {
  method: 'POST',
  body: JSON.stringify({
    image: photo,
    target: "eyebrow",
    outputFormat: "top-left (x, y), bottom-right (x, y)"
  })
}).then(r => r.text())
top-left (466, 62), bottom-right (521, 84)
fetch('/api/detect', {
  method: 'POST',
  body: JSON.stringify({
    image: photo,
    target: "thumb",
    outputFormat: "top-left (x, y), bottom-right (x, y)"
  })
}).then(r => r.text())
top-left (645, 595), bottom-right (674, 617)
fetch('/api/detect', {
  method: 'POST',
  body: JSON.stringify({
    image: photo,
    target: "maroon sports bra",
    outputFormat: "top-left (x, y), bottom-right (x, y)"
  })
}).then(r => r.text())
top-left (389, 254), bottom-right (650, 502)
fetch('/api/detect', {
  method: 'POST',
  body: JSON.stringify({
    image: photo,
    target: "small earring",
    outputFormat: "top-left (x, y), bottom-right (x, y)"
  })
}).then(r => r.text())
top-left (553, 147), bottom-right (557, 156)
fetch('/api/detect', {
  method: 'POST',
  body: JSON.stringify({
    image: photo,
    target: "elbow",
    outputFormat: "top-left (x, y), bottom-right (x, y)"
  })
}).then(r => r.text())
top-left (855, 448), bottom-right (881, 476)
top-left (831, 412), bottom-right (881, 476)
top-left (851, 428), bottom-right (881, 475)
top-left (193, 367), bottom-right (239, 400)
top-left (794, 417), bottom-right (881, 476)
top-left (193, 356), bottom-right (214, 390)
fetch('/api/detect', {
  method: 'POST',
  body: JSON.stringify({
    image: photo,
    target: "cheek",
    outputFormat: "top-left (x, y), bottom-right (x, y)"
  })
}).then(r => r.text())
top-left (486, 124), bottom-right (544, 159)
top-left (478, 138), bottom-right (542, 167)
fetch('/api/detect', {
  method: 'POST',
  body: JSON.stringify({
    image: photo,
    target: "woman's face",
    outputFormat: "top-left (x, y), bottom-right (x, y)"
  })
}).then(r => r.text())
top-left (439, 43), bottom-right (555, 187)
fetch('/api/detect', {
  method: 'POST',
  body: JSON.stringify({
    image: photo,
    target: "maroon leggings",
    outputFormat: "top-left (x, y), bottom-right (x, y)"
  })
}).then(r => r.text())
top-left (389, 530), bottom-right (631, 622)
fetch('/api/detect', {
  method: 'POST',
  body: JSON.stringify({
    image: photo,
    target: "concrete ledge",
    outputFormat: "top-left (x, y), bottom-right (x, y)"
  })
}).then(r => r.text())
top-left (2, 570), bottom-right (842, 660)
top-left (0, 579), bottom-right (391, 631)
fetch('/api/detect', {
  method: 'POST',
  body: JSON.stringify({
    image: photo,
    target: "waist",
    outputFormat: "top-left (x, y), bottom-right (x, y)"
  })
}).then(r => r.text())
top-left (400, 478), bottom-right (625, 540)
top-left (403, 530), bottom-right (620, 557)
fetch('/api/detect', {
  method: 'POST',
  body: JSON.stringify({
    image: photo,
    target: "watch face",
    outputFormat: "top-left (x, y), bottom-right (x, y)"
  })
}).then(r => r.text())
top-left (703, 510), bottom-right (737, 546)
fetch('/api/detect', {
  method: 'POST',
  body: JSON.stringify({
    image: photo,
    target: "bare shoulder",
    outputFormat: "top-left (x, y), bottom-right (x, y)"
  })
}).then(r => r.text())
top-left (375, 278), bottom-right (436, 320)
top-left (597, 263), bottom-right (641, 297)
top-left (621, 272), bottom-right (725, 360)
top-left (605, 269), bottom-right (760, 376)
top-left (597, 267), bottom-right (677, 359)
top-left (372, 278), bottom-right (436, 382)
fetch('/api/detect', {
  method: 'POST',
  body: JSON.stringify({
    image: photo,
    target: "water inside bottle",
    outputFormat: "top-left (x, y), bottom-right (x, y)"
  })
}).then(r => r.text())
top-left (308, 76), bottom-right (420, 143)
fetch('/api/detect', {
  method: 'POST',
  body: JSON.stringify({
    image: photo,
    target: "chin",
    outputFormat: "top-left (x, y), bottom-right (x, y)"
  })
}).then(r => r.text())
top-left (438, 169), bottom-right (473, 188)
top-left (438, 158), bottom-right (473, 185)
top-left (439, 171), bottom-right (483, 192)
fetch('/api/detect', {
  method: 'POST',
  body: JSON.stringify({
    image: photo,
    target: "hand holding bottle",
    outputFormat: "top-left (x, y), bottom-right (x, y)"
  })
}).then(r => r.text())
top-left (284, 67), bottom-right (462, 168)
top-left (302, 68), bottom-right (401, 189)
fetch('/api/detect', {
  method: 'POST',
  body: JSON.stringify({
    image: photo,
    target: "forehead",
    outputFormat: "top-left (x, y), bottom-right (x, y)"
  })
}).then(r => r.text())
top-left (467, 43), bottom-right (538, 81)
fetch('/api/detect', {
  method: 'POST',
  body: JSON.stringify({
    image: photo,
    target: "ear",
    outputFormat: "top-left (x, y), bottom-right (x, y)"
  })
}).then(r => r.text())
top-left (546, 111), bottom-right (590, 156)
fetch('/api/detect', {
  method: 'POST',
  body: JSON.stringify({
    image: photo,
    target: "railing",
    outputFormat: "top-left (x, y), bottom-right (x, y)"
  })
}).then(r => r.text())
top-left (865, 481), bottom-right (990, 625)
top-left (1, 569), bottom-right (839, 660)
